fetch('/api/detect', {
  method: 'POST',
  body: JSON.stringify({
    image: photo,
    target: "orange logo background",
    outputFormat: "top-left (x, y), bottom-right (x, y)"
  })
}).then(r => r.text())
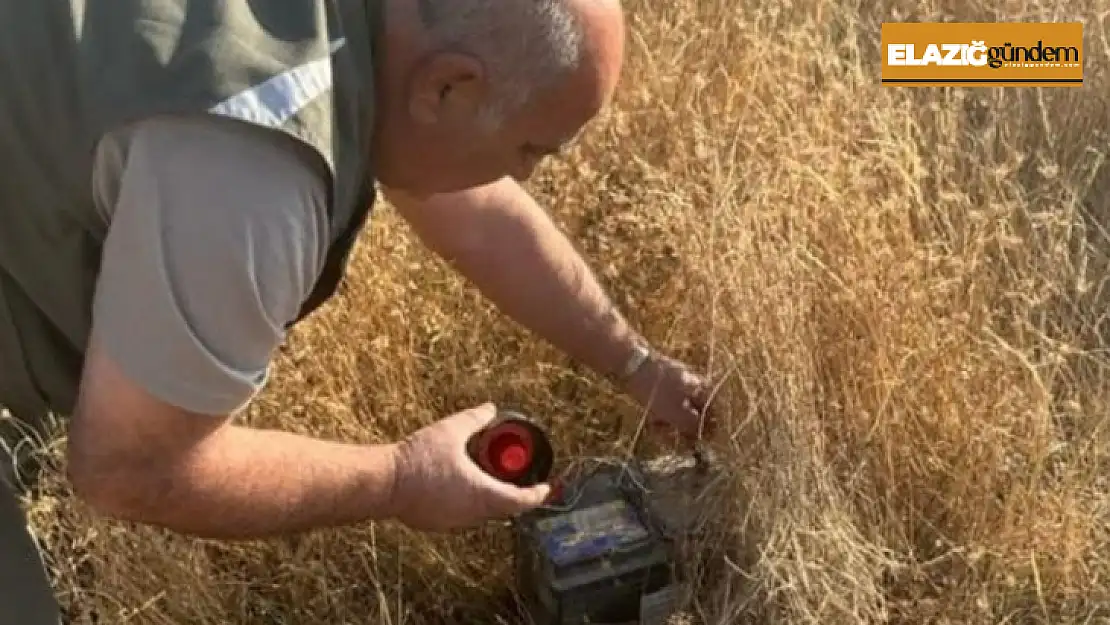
top-left (881, 22), bottom-right (1084, 87)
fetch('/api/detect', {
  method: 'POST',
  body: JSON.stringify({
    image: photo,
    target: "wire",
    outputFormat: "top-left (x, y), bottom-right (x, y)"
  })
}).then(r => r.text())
top-left (533, 455), bottom-right (648, 514)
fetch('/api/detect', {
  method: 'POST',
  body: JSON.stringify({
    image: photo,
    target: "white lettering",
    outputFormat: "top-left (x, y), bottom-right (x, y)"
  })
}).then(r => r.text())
top-left (905, 43), bottom-right (921, 65)
top-left (888, 43), bottom-right (908, 65)
top-left (888, 39), bottom-right (992, 67)
top-left (921, 43), bottom-right (943, 65)
top-left (941, 43), bottom-right (962, 65)
top-left (966, 40), bottom-right (988, 66)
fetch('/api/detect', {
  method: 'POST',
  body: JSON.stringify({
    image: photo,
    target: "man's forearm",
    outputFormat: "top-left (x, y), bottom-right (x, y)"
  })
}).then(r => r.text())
top-left (390, 179), bottom-right (643, 379)
top-left (74, 424), bottom-right (399, 540)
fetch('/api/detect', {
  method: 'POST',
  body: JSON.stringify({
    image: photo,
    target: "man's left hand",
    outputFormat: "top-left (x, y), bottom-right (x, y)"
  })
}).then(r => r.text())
top-left (620, 351), bottom-right (715, 442)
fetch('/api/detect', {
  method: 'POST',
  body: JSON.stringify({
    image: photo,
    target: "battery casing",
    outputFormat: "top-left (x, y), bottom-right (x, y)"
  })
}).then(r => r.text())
top-left (511, 463), bottom-right (681, 625)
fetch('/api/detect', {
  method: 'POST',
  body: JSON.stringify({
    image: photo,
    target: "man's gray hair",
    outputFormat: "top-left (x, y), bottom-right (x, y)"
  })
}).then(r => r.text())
top-left (416, 0), bottom-right (586, 127)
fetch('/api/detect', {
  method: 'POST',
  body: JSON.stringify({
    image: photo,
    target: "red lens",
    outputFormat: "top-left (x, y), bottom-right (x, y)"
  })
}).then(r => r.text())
top-left (487, 429), bottom-right (532, 477)
top-left (498, 443), bottom-right (529, 473)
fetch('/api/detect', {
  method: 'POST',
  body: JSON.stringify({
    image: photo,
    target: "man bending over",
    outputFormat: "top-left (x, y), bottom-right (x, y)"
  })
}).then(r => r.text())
top-left (0, 0), bottom-right (712, 622)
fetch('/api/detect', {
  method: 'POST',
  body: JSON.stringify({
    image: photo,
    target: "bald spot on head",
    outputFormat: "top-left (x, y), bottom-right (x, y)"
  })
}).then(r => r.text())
top-left (498, 0), bottom-right (625, 163)
top-left (564, 0), bottom-right (625, 110)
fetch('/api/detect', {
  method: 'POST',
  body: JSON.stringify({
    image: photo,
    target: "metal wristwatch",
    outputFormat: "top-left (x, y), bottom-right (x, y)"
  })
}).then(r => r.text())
top-left (618, 342), bottom-right (652, 383)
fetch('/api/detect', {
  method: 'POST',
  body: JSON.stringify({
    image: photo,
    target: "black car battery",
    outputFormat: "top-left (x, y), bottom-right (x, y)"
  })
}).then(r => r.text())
top-left (510, 458), bottom-right (698, 625)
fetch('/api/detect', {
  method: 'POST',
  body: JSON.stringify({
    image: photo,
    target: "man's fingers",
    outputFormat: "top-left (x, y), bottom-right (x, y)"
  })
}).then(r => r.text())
top-left (680, 371), bottom-right (719, 437)
top-left (459, 452), bottom-right (552, 516)
top-left (681, 394), bottom-right (715, 438)
top-left (680, 371), bottom-right (711, 408)
top-left (515, 483), bottom-right (552, 509)
top-left (494, 482), bottom-right (552, 516)
top-left (454, 402), bottom-right (498, 432)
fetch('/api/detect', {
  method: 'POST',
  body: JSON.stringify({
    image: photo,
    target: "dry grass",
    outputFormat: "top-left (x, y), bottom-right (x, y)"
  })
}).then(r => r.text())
top-left (17, 0), bottom-right (1110, 623)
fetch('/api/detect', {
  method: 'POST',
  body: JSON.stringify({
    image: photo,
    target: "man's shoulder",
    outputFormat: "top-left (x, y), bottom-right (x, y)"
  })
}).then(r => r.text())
top-left (87, 112), bottom-right (333, 416)
top-left (93, 113), bottom-right (332, 220)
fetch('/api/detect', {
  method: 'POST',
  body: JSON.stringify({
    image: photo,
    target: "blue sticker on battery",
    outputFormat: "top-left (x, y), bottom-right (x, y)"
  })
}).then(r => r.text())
top-left (536, 500), bottom-right (651, 567)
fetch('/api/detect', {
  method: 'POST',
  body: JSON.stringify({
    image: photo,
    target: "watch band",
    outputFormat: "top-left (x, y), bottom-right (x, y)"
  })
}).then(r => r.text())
top-left (619, 343), bottom-right (652, 381)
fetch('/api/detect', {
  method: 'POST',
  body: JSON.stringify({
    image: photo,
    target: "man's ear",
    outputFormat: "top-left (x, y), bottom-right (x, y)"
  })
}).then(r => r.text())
top-left (407, 51), bottom-right (489, 126)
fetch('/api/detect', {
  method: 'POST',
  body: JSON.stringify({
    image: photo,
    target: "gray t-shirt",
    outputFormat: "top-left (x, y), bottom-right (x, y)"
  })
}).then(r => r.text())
top-left (87, 114), bottom-right (331, 416)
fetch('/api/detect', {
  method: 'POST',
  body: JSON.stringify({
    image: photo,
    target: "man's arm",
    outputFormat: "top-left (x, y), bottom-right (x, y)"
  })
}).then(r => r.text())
top-left (69, 343), bottom-right (401, 539)
top-left (69, 115), bottom-right (400, 539)
top-left (383, 178), bottom-right (644, 381)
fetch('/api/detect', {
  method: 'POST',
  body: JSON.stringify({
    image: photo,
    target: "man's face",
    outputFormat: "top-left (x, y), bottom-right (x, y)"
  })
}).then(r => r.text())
top-left (371, 23), bottom-right (623, 197)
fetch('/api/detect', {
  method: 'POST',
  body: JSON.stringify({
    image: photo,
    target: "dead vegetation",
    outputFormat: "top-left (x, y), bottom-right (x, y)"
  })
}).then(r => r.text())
top-left (17, 0), bottom-right (1110, 623)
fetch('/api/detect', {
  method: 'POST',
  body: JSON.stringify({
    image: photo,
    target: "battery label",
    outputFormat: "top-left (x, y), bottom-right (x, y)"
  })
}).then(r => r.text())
top-left (535, 500), bottom-right (651, 567)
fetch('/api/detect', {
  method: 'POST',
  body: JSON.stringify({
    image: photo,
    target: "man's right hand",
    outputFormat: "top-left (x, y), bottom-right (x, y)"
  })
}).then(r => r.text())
top-left (386, 403), bottom-right (552, 532)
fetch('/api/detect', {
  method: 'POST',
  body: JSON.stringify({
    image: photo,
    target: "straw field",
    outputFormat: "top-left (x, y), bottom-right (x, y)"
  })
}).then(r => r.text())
top-left (18, 0), bottom-right (1110, 623)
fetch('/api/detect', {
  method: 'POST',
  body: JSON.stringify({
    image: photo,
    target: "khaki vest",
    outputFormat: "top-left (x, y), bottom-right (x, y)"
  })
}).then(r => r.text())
top-left (0, 0), bottom-right (381, 419)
